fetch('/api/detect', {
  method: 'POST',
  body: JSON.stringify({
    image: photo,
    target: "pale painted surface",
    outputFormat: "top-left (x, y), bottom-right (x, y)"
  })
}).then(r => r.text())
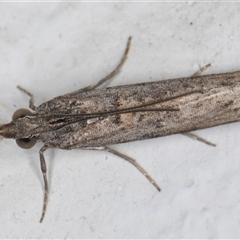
top-left (0, 2), bottom-right (240, 238)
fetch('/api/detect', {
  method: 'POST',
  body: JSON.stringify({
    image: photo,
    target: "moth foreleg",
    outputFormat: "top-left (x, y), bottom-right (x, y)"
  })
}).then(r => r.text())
top-left (39, 145), bottom-right (50, 223)
top-left (82, 37), bottom-right (132, 91)
top-left (17, 86), bottom-right (37, 111)
top-left (83, 146), bottom-right (161, 192)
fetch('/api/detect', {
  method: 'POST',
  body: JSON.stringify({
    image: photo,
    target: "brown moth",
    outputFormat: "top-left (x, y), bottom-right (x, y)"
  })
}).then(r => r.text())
top-left (1, 37), bottom-right (240, 222)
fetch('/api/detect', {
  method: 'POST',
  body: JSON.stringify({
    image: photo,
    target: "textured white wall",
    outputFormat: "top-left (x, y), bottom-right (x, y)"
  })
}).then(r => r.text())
top-left (0, 2), bottom-right (240, 238)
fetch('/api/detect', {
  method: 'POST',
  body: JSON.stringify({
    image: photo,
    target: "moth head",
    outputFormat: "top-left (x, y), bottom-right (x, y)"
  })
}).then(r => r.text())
top-left (0, 108), bottom-right (37, 149)
top-left (12, 108), bottom-right (37, 149)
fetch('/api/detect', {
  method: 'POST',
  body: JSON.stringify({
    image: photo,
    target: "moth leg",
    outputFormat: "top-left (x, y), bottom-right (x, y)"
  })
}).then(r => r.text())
top-left (182, 63), bottom-right (216, 147)
top-left (82, 37), bottom-right (132, 91)
top-left (191, 63), bottom-right (211, 77)
top-left (83, 146), bottom-right (161, 191)
top-left (182, 132), bottom-right (216, 147)
top-left (17, 86), bottom-right (37, 111)
top-left (39, 145), bottom-right (50, 223)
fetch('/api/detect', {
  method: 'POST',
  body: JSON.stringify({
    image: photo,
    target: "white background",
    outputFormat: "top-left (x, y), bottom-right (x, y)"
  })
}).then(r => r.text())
top-left (0, 2), bottom-right (240, 239)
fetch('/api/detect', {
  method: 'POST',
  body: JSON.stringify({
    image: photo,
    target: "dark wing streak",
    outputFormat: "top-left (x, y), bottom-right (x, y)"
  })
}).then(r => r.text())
top-left (46, 107), bottom-right (180, 133)
top-left (37, 90), bottom-right (203, 133)
top-left (43, 90), bottom-right (202, 119)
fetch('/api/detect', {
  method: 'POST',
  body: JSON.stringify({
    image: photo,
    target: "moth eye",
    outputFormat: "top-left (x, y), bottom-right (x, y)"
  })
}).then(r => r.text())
top-left (16, 137), bottom-right (37, 149)
top-left (12, 108), bottom-right (32, 121)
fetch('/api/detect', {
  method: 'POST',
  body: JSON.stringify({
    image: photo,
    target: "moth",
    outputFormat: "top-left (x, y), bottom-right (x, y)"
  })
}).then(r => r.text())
top-left (1, 37), bottom-right (240, 222)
